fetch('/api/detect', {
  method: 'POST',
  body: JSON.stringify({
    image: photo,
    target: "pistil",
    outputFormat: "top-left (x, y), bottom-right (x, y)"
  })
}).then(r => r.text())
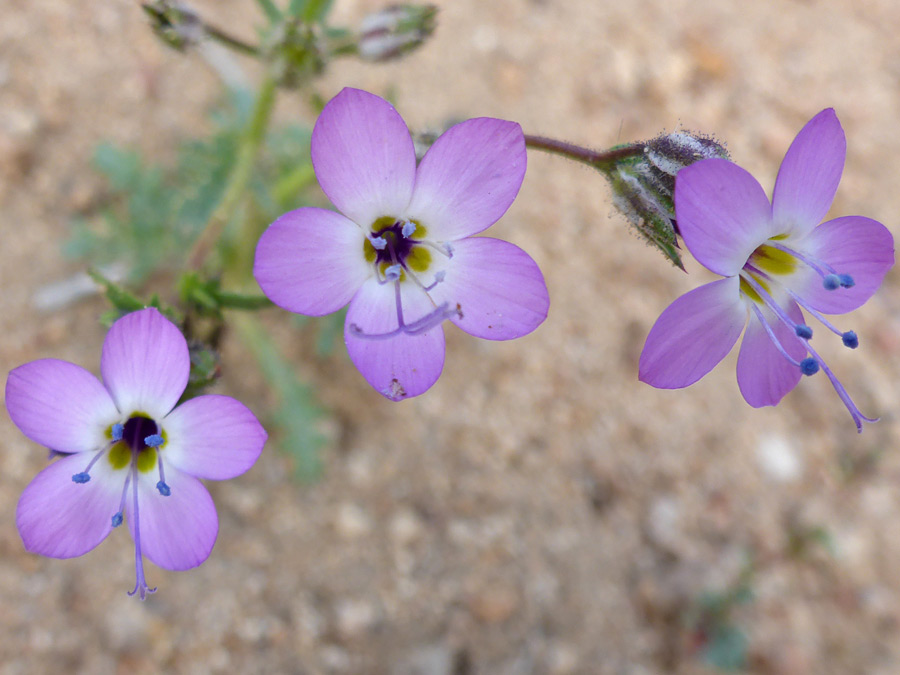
top-left (127, 458), bottom-right (156, 600)
top-left (740, 267), bottom-right (875, 431)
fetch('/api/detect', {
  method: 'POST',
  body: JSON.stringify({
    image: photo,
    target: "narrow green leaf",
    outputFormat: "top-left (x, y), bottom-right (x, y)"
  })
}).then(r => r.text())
top-left (254, 0), bottom-right (282, 22)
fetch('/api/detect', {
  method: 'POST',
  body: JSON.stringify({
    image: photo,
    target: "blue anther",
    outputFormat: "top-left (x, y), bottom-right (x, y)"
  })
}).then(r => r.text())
top-left (156, 481), bottom-right (171, 497)
top-left (144, 434), bottom-right (164, 448)
top-left (111, 512), bottom-right (124, 528)
top-left (111, 423), bottom-right (124, 441)
top-left (401, 221), bottom-right (416, 238)
top-left (370, 236), bottom-right (387, 250)
top-left (384, 264), bottom-right (402, 281)
top-left (839, 274), bottom-right (855, 288)
top-left (800, 357), bottom-right (820, 376)
top-left (823, 274), bottom-right (840, 290)
top-left (72, 472), bottom-right (91, 484)
top-left (842, 331), bottom-right (859, 349)
top-left (795, 324), bottom-right (813, 340)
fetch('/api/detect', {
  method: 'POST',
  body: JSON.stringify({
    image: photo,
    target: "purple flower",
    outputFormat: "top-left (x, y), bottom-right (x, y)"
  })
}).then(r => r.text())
top-left (5, 308), bottom-right (267, 598)
top-left (639, 109), bottom-right (894, 430)
top-left (254, 88), bottom-right (549, 400)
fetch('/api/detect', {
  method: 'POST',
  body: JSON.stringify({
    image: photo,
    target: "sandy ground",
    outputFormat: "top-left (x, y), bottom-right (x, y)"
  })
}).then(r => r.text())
top-left (2, 0), bottom-right (900, 673)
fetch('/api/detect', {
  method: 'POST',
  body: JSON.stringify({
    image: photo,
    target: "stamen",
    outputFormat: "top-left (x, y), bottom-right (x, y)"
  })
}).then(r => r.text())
top-left (127, 460), bottom-right (156, 600)
top-left (111, 423), bottom-right (124, 441)
top-left (71, 446), bottom-right (109, 484)
top-left (384, 264), bottom-right (402, 281)
top-left (741, 272), bottom-right (805, 337)
top-left (112, 472), bottom-right (131, 529)
top-left (419, 240), bottom-right (454, 259)
top-left (403, 265), bottom-right (445, 292)
top-left (749, 304), bottom-right (805, 368)
top-left (370, 235), bottom-right (387, 250)
top-left (768, 241), bottom-right (839, 281)
top-left (767, 241), bottom-right (856, 291)
top-left (156, 453), bottom-right (171, 496)
top-left (842, 331), bottom-right (859, 349)
top-left (795, 325), bottom-right (813, 340)
top-left (371, 260), bottom-right (390, 285)
top-left (800, 358), bottom-right (820, 376)
top-left (783, 286), bottom-right (855, 341)
top-left (144, 434), bottom-right (164, 447)
top-left (425, 270), bottom-right (446, 291)
top-left (401, 220), bottom-right (416, 238)
top-left (744, 268), bottom-right (875, 431)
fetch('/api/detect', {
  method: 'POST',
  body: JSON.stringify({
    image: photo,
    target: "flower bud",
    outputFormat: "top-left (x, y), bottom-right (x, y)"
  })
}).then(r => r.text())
top-left (607, 131), bottom-right (728, 269)
top-left (357, 5), bottom-right (437, 62)
top-left (141, 1), bottom-right (204, 52)
top-left (644, 131), bottom-right (730, 197)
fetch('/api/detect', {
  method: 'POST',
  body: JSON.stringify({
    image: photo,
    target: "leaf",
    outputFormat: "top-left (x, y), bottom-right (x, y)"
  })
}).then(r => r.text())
top-left (254, 0), bottom-right (282, 22)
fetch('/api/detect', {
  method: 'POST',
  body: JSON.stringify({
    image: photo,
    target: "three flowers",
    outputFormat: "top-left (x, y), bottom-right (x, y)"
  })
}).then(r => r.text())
top-left (5, 92), bottom-right (893, 596)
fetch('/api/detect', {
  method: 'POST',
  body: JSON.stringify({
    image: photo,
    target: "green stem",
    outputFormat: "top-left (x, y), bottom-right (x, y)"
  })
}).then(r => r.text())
top-left (416, 131), bottom-right (644, 171)
top-left (216, 292), bottom-right (274, 310)
top-left (205, 25), bottom-right (261, 56)
top-left (188, 75), bottom-right (278, 270)
top-left (523, 134), bottom-right (644, 170)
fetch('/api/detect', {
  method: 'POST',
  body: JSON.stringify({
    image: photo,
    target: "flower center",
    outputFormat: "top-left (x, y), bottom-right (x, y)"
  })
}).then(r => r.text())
top-left (350, 217), bottom-right (461, 354)
top-left (363, 217), bottom-right (433, 279)
top-left (748, 243), bottom-right (798, 277)
top-left (108, 415), bottom-right (160, 472)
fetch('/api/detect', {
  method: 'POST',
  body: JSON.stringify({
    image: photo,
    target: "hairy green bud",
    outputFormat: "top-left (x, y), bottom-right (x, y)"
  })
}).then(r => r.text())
top-left (607, 131), bottom-right (729, 269)
top-left (357, 5), bottom-right (438, 62)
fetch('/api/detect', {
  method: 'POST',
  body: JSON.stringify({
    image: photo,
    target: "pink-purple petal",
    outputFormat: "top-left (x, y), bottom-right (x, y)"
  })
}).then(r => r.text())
top-left (101, 308), bottom-right (190, 420)
top-left (16, 453), bottom-right (121, 559)
top-left (6, 359), bottom-right (120, 454)
top-left (676, 159), bottom-right (775, 276)
top-left (344, 279), bottom-right (446, 400)
top-left (639, 277), bottom-right (747, 389)
top-left (128, 466), bottom-right (218, 571)
top-left (163, 395), bottom-right (267, 481)
top-left (428, 237), bottom-right (548, 340)
top-left (405, 118), bottom-right (526, 240)
top-left (788, 216), bottom-right (895, 315)
top-left (736, 301), bottom-right (805, 407)
top-left (254, 207), bottom-right (370, 316)
top-left (772, 109), bottom-right (846, 238)
top-left (311, 88), bottom-right (417, 227)
top-left (675, 159), bottom-right (778, 277)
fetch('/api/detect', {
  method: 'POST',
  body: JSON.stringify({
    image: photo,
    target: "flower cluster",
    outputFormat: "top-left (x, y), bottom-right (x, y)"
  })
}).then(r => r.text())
top-left (5, 93), bottom-right (893, 601)
top-left (639, 109), bottom-right (894, 430)
top-left (254, 87), bottom-right (550, 400)
top-left (6, 308), bottom-right (267, 597)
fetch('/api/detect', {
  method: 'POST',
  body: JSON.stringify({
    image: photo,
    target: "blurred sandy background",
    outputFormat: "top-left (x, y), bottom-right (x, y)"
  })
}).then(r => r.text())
top-left (2, 0), bottom-right (900, 673)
